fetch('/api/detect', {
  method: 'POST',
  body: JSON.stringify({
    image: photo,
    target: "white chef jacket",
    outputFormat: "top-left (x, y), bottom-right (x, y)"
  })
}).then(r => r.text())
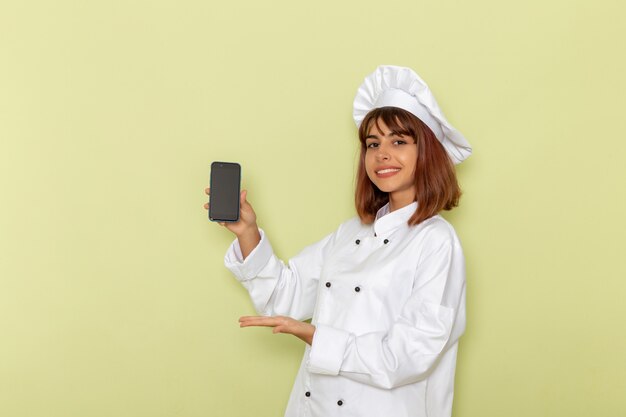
top-left (224, 201), bottom-right (466, 417)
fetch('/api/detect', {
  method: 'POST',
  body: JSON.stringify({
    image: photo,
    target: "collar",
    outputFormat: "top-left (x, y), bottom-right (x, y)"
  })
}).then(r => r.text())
top-left (373, 201), bottom-right (418, 236)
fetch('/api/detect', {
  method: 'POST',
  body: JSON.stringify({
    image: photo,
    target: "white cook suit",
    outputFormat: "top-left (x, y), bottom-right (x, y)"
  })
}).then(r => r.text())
top-left (224, 201), bottom-right (466, 417)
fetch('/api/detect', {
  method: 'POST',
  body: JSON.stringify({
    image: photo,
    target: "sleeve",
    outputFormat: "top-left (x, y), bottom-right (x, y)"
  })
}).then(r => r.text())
top-left (307, 228), bottom-right (466, 389)
top-left (224, 227), bottom-right (337, 321)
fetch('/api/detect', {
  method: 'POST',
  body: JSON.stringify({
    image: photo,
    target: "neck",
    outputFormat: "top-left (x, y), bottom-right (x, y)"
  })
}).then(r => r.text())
top-left (388, 190), bottom-right (415, 213)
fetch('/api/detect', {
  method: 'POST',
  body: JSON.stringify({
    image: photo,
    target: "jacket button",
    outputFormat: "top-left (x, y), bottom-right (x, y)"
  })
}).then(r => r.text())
top-left (325, 282), bottom-right (331, 288)
top-left (354, 286), bottom-right (360, 292)
top-left (355, 239), bottom-right (360, 245)
top-left (383, 239), bottom-right (389, 244)
top-left (337, 400), bottom-right (343, 406)
top-left (305, 391), bottom-right (311, 397)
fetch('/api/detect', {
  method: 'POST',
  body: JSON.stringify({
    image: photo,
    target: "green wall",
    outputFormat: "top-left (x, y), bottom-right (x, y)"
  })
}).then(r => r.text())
top-left (1, 0), bottom-right (624, 416)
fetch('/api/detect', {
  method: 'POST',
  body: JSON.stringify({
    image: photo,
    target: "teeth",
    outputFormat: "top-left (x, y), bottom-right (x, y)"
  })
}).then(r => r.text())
top-left (377, 168), bottom-right (400, 174)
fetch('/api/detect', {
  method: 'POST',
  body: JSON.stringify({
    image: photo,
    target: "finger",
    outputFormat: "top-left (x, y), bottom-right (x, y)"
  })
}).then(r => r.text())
top-left (239, 316), bottom-right (273, 324)
top-left (203, 203), bottom-right (209, 210)
top-left (239, 315), bottom-right (285, 323)
top-left (239, 316), bottom-right (280, 327)
top-left (240, 189), bottom-right (247, 205)
top-left (240, 322), bottom-right (278, 328)
top-left (205, 187), bottom-right (210, 195)
top-left (219, 222), bottom-right (226, 227)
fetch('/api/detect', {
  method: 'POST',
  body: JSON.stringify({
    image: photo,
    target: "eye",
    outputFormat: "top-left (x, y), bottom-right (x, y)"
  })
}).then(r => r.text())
top-left (366, 142), bottom-right (379, 148)
top-left (394, 140), bottom-right (407, 145)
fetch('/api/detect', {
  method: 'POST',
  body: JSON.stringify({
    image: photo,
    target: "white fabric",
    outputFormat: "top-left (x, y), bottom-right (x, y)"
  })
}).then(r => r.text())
top-left (353, 65), bottom-right (472, 165)
top-left (224, 203), bottom-right (466, 417)
top-left (375, 89), bottom-right (444, 140)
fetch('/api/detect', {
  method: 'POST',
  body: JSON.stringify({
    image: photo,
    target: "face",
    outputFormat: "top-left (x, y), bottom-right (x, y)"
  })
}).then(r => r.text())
top-left (364, 118), bottom-right (418, 204)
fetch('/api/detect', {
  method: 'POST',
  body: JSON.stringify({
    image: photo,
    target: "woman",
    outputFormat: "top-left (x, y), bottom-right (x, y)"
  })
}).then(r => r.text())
top-left (204, 65), bottom-right (472, 417)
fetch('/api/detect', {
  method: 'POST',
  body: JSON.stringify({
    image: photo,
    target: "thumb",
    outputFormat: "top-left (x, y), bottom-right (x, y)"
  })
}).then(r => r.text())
top-left (240, 189), bottom-right (248, 206)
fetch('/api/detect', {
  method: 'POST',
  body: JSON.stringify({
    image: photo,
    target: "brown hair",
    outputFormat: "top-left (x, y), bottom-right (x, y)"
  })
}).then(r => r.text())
top-left (355, 107), bottom-right (462, 226)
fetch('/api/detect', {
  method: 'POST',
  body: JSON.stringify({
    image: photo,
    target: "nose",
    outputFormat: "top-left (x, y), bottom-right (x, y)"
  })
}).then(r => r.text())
top-left (376, 146), bottom-right (390, 161)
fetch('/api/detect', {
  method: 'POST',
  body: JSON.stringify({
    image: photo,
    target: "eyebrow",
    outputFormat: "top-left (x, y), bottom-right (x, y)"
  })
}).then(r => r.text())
top-left (365, 132), bottom-right (405, 140)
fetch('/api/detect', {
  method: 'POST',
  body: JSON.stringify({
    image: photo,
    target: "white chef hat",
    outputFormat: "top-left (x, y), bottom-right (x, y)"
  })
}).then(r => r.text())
top-left (353, 65), bottom-right (472, 164)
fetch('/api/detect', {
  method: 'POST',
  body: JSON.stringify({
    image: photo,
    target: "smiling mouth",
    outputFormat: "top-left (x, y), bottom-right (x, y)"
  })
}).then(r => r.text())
top-left (375, 168), bottom-right (400, 178)
top-left (376, 168), bottom-right (400, 174)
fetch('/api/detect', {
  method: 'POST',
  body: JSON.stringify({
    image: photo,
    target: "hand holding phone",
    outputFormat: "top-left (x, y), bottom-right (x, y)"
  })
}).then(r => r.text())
top-left (206, 161), bottom-right (259, 233)
top-left (204, 162), bottom-right (261, 258)
top-left (204, 186), bottom-right (258, 237)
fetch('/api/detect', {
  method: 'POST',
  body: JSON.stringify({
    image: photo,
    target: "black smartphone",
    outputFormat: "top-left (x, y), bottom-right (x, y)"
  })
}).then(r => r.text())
top-left (209, 161), bottom-right (241, 222)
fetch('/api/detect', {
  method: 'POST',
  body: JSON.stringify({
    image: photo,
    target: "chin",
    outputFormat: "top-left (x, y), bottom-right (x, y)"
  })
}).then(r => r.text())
top-left (373, 183), bottom-right (395, 193)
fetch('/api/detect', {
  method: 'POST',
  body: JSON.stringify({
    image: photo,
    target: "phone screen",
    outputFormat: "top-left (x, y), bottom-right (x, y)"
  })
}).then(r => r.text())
top-left (209, 162), bottom-right (241, 222)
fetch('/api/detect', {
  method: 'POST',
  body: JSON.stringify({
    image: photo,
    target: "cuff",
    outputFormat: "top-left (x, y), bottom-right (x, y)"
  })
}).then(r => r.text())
top-left (224, 228), bottom-right (273, 281)
top-left (307, 324), bottom-right (352, 375)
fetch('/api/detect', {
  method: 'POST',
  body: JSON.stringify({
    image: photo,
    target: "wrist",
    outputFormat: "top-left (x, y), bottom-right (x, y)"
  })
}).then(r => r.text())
top-left (237, 224), bottom-right (259, 240)
top-left (307, 324), bottom-right (316, 346)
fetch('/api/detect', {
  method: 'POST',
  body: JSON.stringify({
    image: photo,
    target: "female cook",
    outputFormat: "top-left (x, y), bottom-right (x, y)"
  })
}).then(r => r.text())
top-left (204, 65), bottom-right (472, 417)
